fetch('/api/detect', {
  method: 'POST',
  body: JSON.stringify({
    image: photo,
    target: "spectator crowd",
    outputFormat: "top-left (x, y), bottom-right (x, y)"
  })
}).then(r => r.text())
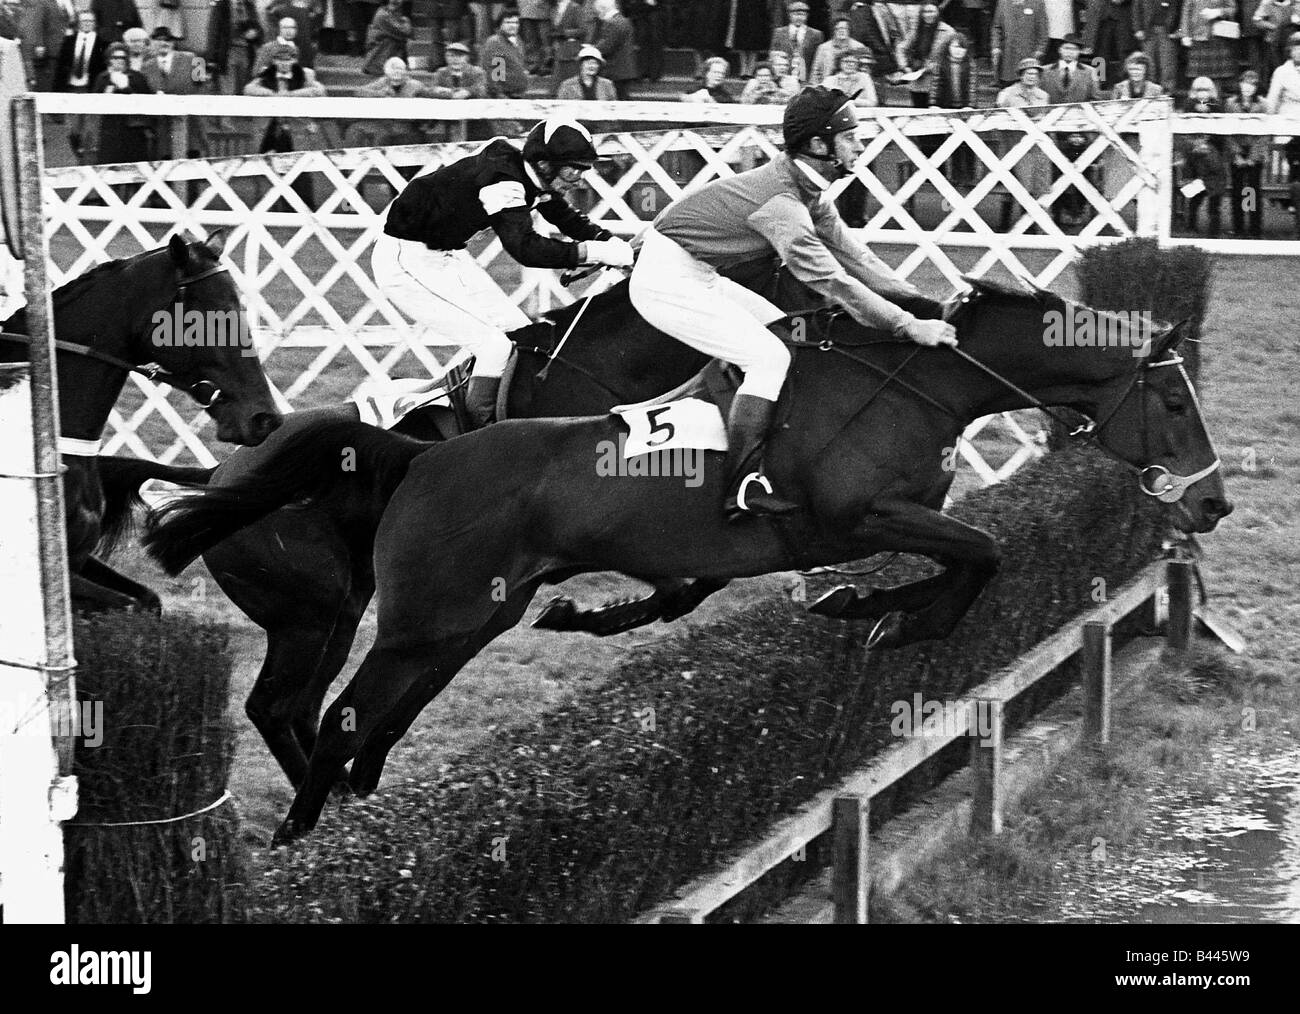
top-left (2, 0), bottom-right (1297, 234)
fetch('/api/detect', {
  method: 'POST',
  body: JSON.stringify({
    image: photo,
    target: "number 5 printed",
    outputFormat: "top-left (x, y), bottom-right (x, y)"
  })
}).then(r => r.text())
top-left (646, 406), bottom-right (676, 447)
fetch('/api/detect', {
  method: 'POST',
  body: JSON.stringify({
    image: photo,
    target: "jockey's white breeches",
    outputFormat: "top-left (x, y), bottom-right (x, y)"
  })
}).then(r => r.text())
top-left (371, 231), bottom-right (527, 378)
top-left (629, 228), bottom-right (790, 402)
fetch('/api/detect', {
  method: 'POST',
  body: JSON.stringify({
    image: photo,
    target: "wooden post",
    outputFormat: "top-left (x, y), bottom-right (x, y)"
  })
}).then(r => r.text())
top-left (1166, 559), bottom-right (1194, 653)
top-left (832, 794), bottom-right (869, 924)
top-left (1082, 620), bottom-right (1112, 744)
top-left (970, 698), bottom-right (1003, 838)
top-left (658, 908), bottom-right (703, 924)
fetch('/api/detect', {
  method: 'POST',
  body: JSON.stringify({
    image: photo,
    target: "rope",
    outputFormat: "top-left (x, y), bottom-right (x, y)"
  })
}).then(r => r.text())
top-left (65, 789), bottom-right (233, 828)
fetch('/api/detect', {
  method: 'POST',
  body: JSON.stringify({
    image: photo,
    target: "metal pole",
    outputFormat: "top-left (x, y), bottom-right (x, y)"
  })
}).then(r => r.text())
top-left (14, 93), bottom-right (76, 775)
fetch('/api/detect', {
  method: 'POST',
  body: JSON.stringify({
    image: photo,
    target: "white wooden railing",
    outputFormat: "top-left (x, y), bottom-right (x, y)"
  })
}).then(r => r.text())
top-left (3, 96), bottom-right (1297, 469)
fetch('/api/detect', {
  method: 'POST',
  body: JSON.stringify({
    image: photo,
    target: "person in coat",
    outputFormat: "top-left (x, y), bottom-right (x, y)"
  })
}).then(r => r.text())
top-left (995, 58), bottom-right (1052, 229)
top-left (848, 0), bottom-right (901, 74)
top-left (91, 0), bottom-right (142, 42)
top-left (1110, 48), bottom-right (1164, 94)
top-left (350, 55), bottom-right (428, 145)
top-left (1134, 0), bottom-right (1183, 92)
top-left (1266, 32), bottom-right (1300, 233)
top-left (588, 0), bottom-right (635, 98)
top-left (430, 37), bottom-right (487, 94)
top-left (555, 40), bottom-right (617, 96)
top-left (481, 8), bottom-right (529, 95)
top-left (1179, 0), bottom-right (1240, 96)
top-left (1182, 132), bottom-right (1227, 234)
top-left (551, 0), bottom-right (588, 90)
top-left (991, 0), bottom-right (1049, 85)
top-left (18, 0), bottom-right (75, 90)
top-left (897, 3), bottom-right (956, 107)
top-left (517, 0), bottom-right (550, 73)
top-left (1225, 69), bottom-right (1267, 235)
top-left (142, 26), bottom-right (205, 159)
top-left (88, 41), bottom-right (154, 163)
top-left (207, 0), bottom-right (264, 97)
top-left (809, 14), bottom-right (867, 84)
top-left (428, 0), bottom-right (468, 70)
top-left (361, 0), bottom-right (411, 74)
top-left (1252, 0), bottom-right (1300, 72)
top-left (824, 49), bottom-right (877, 102)
top-left (56, 5), bottom-right (108, 151)
top-left (769, 1), bottom-right (824, 82)
top-left (625, 0), bottom-right (664, 80)
top-left (266, 0), bottom-right (322, 67)
top-left (1082, 0), bottom-right (1137, 84)
top-left (243, 40), bottom-right (334, 209)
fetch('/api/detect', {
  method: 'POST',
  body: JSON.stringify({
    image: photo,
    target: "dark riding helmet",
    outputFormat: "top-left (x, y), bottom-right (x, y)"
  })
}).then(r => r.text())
top-left (522, 117), bottom-right (601, 168)
top-left (782, 86), bottom-right (860, 158)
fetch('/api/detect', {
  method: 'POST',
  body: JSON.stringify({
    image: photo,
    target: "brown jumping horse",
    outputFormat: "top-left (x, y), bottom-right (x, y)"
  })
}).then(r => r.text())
top-left (0, 233), bottom-right (281, 610)
top-left (145, 276), bottom-right (1232, 843)
top-left (132, 260), bottom-right (914, 790)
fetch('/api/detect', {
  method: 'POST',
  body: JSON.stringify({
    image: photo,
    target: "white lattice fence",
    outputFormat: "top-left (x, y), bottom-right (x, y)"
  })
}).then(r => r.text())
top-left (16, 98), bottom-right (1196, 472)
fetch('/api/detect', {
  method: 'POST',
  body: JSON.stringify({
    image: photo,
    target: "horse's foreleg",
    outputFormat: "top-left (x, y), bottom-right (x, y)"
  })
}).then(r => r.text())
top-left (811, 501), bottom-right (1000, 649)
top-left (75, 556), bottom-right (162, 613)
top-left (532, 577), bottom-right (728, 636)
top-left (809, 570), bottom-right (950, 621)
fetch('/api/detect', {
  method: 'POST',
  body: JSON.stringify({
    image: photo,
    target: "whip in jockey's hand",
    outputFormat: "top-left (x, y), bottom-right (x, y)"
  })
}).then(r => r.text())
top-left (370, 116), bottom-right (615, 428)
top-left (629, 85), bottom-right (958, 521)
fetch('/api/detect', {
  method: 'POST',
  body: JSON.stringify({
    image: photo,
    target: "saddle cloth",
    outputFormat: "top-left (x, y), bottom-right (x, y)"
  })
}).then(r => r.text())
top-left (351, 349), bottom-right (474, 429)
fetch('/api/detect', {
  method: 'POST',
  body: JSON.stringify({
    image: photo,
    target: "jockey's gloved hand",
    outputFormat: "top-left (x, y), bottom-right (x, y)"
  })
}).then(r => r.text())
top-left (896, 316), bottom-right (959, 348)
top-left (582, 237), bottom-right (635, 268)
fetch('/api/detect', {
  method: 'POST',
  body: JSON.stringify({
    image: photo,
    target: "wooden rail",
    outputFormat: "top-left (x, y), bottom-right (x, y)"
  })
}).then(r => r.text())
top-left (643, 557), bottom-right (1196, 924)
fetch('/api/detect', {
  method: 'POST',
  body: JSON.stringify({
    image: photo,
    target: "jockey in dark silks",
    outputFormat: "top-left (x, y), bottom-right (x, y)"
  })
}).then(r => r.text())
top-left (372, 117), bottom-right (634, 426)
top-left (630, 86), bottom-right (958, 520)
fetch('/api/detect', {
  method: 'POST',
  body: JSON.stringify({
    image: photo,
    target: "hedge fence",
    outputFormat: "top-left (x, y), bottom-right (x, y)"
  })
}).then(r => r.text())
top-left (252, 446), bottom-right (1168, 923)
top-left (64, 613), bottom-right (247, 923)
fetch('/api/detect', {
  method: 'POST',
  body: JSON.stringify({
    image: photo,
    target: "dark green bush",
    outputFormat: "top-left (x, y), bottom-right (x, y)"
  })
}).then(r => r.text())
top-left (64, 613), bottom-right (247, 923)
top-left (254, 446), bottom-right (1167, 923)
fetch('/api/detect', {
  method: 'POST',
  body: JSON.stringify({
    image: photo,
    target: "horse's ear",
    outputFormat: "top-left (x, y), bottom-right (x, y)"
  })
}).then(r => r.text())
top-left (204, 229), bottom-right (228, 258)
top-left (167, 233), bottom-right (190, 268)
top-left (1149, 318), bottom-right (1184, 358)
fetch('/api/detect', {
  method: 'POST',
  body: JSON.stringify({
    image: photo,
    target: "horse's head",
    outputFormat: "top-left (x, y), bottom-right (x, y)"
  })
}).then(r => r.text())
top-left (950, 274), bottom-right (1230, 534)
top-left (146, 232), bottom-right (282, 445)
top-left (1080, 321), bottom-right (1231, 533)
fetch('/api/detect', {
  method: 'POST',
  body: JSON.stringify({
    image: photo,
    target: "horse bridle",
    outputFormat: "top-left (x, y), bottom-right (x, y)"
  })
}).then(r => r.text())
top-left (945, 287), bottom-right (1221, 504)
top-left (0, 263), bottom-right (233, 410)
top-left (806, 287), bottom-right (1220, 505)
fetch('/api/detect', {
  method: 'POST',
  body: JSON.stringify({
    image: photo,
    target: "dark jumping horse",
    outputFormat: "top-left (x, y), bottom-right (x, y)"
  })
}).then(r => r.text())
top-left (148, 259), bottom-right (901, 790)
top-left (0, 233), bottom-right (281, 610)
top-left (145, 276), bottom-right (1232, 843)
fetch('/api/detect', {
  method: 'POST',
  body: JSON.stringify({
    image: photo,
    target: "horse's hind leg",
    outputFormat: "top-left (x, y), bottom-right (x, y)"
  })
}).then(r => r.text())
top-left (348, 582), bottom-right (541, 798)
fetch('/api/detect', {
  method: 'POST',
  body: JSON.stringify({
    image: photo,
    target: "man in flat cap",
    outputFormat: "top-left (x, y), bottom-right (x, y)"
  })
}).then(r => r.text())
top-left (770, 2), bottom-right (824, 83)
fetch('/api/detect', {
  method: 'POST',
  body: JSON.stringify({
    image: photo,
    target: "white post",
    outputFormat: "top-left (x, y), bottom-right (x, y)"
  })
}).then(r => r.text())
top-left (0, 367), bottom-right (75, 923)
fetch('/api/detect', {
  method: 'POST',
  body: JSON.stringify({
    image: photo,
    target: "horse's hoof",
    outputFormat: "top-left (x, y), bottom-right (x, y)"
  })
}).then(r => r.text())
top-left (864, 612), bottom-right (906, 652)
top-left (269, 819), bottom-right (306, 848)
top-left (532, 595), bottom-right (577, 631)
top-left (808, 585), bottom-right (858, 618)
top-left (330, 779), bottom-right (354, 800)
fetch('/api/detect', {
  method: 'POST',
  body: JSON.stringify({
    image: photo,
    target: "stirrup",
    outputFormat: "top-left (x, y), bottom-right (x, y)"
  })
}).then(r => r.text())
top-left (727, 471), bottom-right (800, 519)
top-left (736, 472), bottom-right (773, 512)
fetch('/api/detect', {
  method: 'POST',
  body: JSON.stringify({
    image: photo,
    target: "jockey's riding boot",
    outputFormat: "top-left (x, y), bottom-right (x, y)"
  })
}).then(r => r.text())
top-left (464, 375), bottom-right (501, 430)
top-left (722, 393), bottom-right (800, 521)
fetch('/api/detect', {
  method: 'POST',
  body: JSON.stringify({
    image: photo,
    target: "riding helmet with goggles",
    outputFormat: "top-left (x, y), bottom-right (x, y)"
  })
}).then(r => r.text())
top-left (782, 86), bottom-right (860, 162)
top-left (523, 117), bottom-right (601, 169)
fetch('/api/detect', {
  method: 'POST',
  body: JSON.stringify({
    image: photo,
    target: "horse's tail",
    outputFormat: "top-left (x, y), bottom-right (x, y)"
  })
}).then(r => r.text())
top-left (96, 456), bottom-right (217, 558)
top-left (143, 419), bottom-right (426, 576)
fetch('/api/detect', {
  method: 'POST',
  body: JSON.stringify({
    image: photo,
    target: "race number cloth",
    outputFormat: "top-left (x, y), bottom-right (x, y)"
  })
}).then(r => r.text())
top-left (610, 397), bottom-right (728, 459)
top-left (352, 350), bottom-right (472, 429)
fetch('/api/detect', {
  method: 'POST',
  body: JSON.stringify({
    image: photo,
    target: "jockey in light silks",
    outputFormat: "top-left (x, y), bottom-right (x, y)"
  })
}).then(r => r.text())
top-left (630, 86), bottom-right (958, 521)
top-left (372, 118), bottom-right (634, 426)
